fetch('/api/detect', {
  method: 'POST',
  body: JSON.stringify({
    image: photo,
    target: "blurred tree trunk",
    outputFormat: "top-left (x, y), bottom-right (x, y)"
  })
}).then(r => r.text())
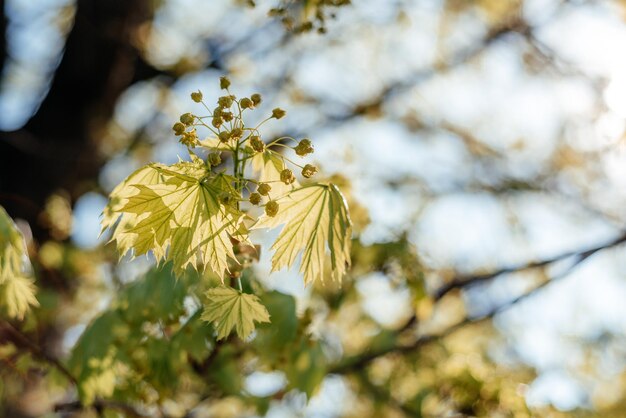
top-left (0, 0), bottom-right (154, 241)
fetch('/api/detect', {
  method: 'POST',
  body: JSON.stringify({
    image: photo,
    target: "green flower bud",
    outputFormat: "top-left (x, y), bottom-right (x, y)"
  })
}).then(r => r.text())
top-left (301, 164), bottom-right (318, 178)
top-left (251, 93), bottom-right (262, 105)
top-left (218, 96), bottom-right (233, 108)
top-left (280, 168), bottom-right (295, 184)
top-left (257, 183), bottom-right (271, 196)
top-left (213, 107), bottom-right (223, 117)
top-left (218, 131), bottom-right (230, 143)
top-left (220, 76), bottom-right (231, 90)
top-left (272, 108), bottom-right (286, 119)
top-left (249, 192), bottom-right (261, 205)
top-left (240, 97), bottom-right (253, 109)
top-left (221, 111), bottom-right (234, 122)
top-left (212, 117), bottom-right (223, 129)
top-left (250, 135), bottom-right (265, 152)
top-left (172, 122), bottom-right (186, 136)
top-left (191, 91), bottom-right (203, 103)
top-left (180, 113), bottom-right (195, 126)
top-left (208, 152), bottom-right (222, 166)
top-left (265, 200), bottom-right (279, 217)
top-left (294, 139), bottom-right (314, 156)
top-left (179, 129), bottom-right (199, 147)
top-left (230, 128), bottom-right (243, 140)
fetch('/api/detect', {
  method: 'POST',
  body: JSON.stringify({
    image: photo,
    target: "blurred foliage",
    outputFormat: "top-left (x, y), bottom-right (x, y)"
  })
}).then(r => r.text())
top-left (2, 0), bottom-right (626, 417)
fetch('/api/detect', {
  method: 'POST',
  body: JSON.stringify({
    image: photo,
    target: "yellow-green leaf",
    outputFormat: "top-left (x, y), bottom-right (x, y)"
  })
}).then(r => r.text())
top-left (0, 205), bottom-right (38, 319)
top-left (251, 150), bottom-right (299, 196)
top-left (255, 183), bottom-right (352, 285)
top-left (201, 287), bottom-right (270, 340)
top-left (102, 161), bottom-right (244, 280)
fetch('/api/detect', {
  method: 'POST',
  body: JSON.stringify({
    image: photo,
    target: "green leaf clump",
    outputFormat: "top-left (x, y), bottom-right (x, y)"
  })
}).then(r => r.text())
top-left (101, 79), bottom-right (352, 339)
top-left (0, 205), bottom-right (38, 319)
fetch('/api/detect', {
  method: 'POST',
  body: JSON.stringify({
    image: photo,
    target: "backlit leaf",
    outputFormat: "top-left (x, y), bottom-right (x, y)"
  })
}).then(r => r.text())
top-left (201, 287), bottom-right (270, 340)
top-left (102, 161), bottom-right (245, 280)
top-left (251, 150), bottom-right (299, 196)
top-left (0, 205), bottom-right (38, 319)
top-left (255, 183), bottom-right (352, 284)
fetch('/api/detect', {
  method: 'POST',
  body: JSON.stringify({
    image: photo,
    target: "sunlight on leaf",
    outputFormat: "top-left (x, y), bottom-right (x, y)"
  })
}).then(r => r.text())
top-left (255, 183), bottom-right (352, 284)
top-left (251, 150), bottom-right (299, 196)
top-left (201, 287), bottom-right (270, 340)
top-left (102, 161), bottom-right (244, 280)
top-left (0, 205), bottom-right (38, 319)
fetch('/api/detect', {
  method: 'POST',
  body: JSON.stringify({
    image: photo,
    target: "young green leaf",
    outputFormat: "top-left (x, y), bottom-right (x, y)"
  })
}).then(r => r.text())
top-left (255, 183), bottom-right (352, 284)
top-left (0, 205), bottom-right (38, 319)
top-left (201, 287), bottom-right (270, 340)
top-left (102, 161), bottom-right (244, 280)
top-left (251, 150), bottom-right (299, 196)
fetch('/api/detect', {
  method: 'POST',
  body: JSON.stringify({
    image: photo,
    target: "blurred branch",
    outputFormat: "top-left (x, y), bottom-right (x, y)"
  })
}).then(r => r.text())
top-left (355, 370), bottom-right (420, 417)
top-left (433, 231), bottom-right (626, 301)
top-left (332, 231), bottom-right (626, 374)
top-left (0, 320), bottom-right (77, 386)
top-left (0, 322), bottom-right (150, 417)
top-left (327, 17), bottom-right (529, 123)
top-left (54, 399), bottom-right (150, 418)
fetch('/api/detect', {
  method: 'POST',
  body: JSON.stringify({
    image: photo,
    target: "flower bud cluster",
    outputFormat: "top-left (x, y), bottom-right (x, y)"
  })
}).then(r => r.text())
top-left (172, 78), bottom-right (326, 220)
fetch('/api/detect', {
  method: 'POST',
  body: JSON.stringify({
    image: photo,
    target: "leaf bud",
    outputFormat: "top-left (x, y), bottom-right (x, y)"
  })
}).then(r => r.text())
top-left (251, 93), bottom-right (262, 105)
top-left (220, 76), bottom-right (231, 90)
top-left (294, 139), bottom-right (314, 156)
top-left (250, 135), bottom-right (265, 152)
top-left (301, 164), bottom-right (318, 178)
top-left (172, 122), bottom-right (186, 135)
top-left (191, 90), bottom-right (203, 103)
top-left (265, 200), bottom-right (279, 217)
top-left (257, 183), bottom-right (271, 196)
top-left (280, 168), bottom-right (295, 184)
top-left (272, 108), bottom-right (286, 119)
top-left (180, 112), bottom-right (195, 126)
top-left (249, 192), bottom-right (261, 205)
top-left (208, 152), bottom-right (222, 166)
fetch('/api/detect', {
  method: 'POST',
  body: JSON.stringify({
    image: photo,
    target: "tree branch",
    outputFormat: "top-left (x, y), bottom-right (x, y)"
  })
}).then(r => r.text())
top-left (0, 320), bottom-right (77, 386)
top-left (433, 232), bottom-right (626, 301)
top-left (332, 231), bottom-right (625, 374)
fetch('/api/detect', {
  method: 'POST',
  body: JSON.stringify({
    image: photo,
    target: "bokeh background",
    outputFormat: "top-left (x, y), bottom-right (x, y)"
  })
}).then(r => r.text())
top-left (3, 0), bottom-right (626, 416)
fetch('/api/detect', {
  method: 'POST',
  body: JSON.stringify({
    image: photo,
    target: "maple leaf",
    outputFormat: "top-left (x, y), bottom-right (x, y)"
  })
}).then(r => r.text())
top-left (255, 183), bottom-right (352, 284)
top-left (102, 161), bottom-right (244, 280)
top-left (251, 150), bottom-right (299, 196)
top-left (0, 205), bottom-right (38, 319)
top-left (201, 287), bottom-right (270, 340)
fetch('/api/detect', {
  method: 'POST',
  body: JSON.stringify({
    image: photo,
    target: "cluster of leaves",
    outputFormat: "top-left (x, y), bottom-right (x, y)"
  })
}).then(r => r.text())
top-left (102, 77), bottom-right (352, 341)
top-left (67, 263), bottom-right (327, 409)
top-left (0, 206), bottom-right (38, 320)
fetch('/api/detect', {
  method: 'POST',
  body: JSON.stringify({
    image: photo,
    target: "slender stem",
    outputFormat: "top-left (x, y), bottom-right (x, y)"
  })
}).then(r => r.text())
top-left (268, 149), bottom-right (305, 169)
top-left (267, 136), bottom-right (299, 147)
top-left (0, 320), bottom-right (78, 386)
